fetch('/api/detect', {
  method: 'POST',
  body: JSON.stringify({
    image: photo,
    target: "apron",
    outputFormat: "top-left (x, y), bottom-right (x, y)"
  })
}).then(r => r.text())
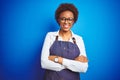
top-left (44, 36), bottom-right (80, 80)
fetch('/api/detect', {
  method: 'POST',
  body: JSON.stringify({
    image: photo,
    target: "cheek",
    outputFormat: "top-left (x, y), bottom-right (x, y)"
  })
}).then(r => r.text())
top-left (69, 23), bottom-right (74, 27)
top-left (59, 22), bottom-right (63, 27)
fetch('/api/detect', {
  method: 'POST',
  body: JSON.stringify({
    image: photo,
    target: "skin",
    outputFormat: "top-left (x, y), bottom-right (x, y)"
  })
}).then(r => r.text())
top-left (59, 10), bottom-right (74, 41)
top-left (49, 10), bottom-right (88, 64)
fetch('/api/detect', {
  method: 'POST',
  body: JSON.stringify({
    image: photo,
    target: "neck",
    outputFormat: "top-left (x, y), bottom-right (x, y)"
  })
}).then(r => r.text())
top-left (59, 30), bottom-right (72, 41)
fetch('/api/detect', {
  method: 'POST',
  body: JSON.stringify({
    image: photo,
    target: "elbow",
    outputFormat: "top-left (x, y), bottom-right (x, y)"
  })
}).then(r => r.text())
top-left (41, 63), bottom-right (45, 69)
top-left (69, 63), bottom-right (88, 73)
top-left (73, 63), bottom-right (88, 73)
top-left (82, 63), bottom-right (88, 73)
top-left (41, 59), bottom-right (47, 69)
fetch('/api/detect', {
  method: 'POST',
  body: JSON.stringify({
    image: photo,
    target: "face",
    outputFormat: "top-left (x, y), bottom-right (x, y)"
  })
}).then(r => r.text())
top-left (59, 10), bottom-right (74, 32)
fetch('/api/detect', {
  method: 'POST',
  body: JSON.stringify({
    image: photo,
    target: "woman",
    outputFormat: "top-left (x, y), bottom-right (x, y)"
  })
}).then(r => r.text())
top-left (41, 3), bottom-right (88, 80)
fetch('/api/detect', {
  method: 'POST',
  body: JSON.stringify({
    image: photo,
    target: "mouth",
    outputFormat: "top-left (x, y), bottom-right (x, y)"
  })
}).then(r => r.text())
top-left (63, 24), bottom-right (69, 29)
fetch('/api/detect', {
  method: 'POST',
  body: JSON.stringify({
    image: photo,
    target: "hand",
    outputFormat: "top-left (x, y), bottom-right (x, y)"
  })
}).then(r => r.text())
top-left (75, 55), bottom-right (88, 63)
top-left (48, 55), bottom-right (63, 64)
top-left (48, 55), bottom-right (56, 61)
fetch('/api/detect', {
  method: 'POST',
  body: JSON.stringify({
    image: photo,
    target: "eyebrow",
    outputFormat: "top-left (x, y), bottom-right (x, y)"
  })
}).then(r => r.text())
top-left (60, 17), bottom-right (74, 18)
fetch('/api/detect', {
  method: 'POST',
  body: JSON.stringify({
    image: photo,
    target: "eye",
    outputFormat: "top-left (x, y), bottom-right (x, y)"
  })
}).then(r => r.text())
top-left (59, 17), bottom-right (74, 23)
top-left (60, 17), bottom-right (66, 21)
top-left (68, 18), bottom-right (74, 21)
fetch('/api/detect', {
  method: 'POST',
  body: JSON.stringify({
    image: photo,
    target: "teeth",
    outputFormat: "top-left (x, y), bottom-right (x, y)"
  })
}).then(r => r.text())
top-left (64, 25), bottom-right (69, 28)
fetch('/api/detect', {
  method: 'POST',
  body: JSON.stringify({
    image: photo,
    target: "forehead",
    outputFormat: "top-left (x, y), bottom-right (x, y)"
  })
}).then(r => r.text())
top-left (59, 10), bottom-right (74, 18)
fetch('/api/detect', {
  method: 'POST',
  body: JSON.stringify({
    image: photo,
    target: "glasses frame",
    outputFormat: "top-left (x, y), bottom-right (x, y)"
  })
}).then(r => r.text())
top-left (59, 17), bottom-right (74, 23)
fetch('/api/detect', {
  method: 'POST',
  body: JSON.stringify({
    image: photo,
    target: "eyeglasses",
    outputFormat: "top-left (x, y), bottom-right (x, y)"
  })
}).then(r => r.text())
top-left (59, 17), bottom-right (74, 23)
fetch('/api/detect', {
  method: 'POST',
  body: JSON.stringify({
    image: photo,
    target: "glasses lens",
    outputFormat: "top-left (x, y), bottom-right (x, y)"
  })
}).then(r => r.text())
top-left (60, 17), bottom-right (74, 23)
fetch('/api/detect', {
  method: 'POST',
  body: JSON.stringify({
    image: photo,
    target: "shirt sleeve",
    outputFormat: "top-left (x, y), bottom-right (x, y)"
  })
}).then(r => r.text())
top-left (62, 36), bottom-right (88, 72)
top-left (41, 32), bottom-right (65, 71)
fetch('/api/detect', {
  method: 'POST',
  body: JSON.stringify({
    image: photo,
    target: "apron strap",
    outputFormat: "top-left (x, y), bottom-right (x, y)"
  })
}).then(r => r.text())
top-left (72, 37), bottom-right (76, 44)
top-left (55, 36), bottom-right (59, 41)
top-left (55, 36), bottom-right (76, 44)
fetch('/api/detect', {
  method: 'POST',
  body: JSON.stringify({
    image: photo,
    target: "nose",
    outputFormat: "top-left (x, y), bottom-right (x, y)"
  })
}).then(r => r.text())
top-left (64, 19), bottom-right (69, 24)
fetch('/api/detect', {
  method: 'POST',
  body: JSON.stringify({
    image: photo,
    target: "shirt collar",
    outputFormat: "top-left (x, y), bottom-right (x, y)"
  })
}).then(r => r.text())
top-left (55, 30), bottom-right (76, 38)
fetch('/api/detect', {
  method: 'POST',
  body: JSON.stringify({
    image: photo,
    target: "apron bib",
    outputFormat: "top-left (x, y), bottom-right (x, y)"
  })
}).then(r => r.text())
top-left (44, 36), bottom-right (80, 80)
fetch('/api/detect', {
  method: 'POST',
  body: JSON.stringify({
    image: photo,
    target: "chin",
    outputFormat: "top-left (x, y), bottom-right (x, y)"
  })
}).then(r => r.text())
top-left (62, 29), bottom-right (70, 32)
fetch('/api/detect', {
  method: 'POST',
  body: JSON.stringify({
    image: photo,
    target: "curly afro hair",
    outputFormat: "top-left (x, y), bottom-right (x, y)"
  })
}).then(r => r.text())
top-left (55, 3), bottom-right (79, 24)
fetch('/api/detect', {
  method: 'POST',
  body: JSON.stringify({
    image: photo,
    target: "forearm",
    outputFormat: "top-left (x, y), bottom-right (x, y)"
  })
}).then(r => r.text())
top-left (62, 58), bottom-right (88, 72)
top-left (49, 55), bottom-right (88, 72)
top-left (41, 57), bottom-right (65, 71)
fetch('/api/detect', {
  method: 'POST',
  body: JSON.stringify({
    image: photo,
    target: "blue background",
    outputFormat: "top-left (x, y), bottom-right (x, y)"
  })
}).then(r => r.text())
top-left (1, 0), bottom-right (120, 80)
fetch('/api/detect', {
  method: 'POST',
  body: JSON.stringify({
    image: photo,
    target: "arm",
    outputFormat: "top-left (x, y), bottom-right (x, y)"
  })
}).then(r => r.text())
top-left (49, 36), bottom-right (88, 72)
top-left (49, 55), bottom-right (88, 72)
top-left (63, 37), bottom-right (88, 72)
top-left (41, 32), bottom-right (65, 71)
top-left (62, 37), bottom-right (88, 72)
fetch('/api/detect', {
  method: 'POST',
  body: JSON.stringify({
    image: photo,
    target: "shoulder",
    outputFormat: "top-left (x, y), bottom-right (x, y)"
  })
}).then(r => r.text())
top-left (47, 31), bottom-right (57, 35)
top-left (45, 31), bottom-right (58, 39)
